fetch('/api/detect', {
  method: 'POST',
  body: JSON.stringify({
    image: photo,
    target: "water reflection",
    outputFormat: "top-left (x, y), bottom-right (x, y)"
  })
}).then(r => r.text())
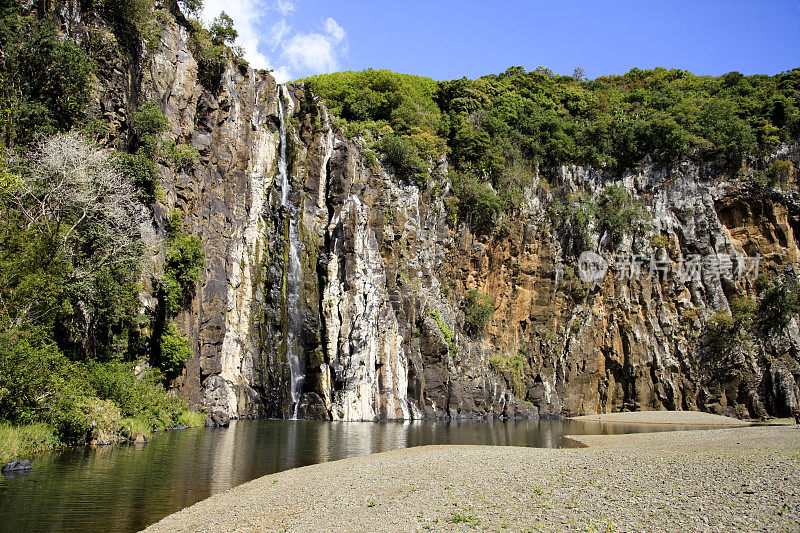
top-left (0, 418), bottom-right (713, 532)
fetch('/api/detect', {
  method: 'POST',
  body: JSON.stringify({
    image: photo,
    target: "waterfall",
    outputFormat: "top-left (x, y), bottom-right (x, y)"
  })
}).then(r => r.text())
top-left (277, 86), bottom-right (304, 419)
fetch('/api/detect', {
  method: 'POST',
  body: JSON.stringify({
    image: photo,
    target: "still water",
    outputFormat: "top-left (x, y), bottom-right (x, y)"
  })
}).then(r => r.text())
top-left (0, 418), bottom-right (705, 532)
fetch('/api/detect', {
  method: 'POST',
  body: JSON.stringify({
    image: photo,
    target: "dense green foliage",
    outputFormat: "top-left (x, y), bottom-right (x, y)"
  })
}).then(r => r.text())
top-left (161, 229), bottom-right (205, 317)
top-left (0, 132), bottom-right (201, 453)
top-left (0, 4), bottom-right (208, 455)
top-left (158, 323), bottom-right (192, 375)
top-left (188, 11), bottom-right (247, 89)
top-left (0, 2), bottom-right (93, 147)
top-left (755, 274), bottom-right (800, 332)
top-left (306, 66), bottom-right (800, 235)
top-left (464, 289), bottom-right (495, 332)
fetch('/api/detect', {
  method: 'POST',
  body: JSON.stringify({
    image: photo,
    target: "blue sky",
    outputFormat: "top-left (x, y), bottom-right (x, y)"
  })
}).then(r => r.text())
top-left (201, 0), bottom-right (800, 82)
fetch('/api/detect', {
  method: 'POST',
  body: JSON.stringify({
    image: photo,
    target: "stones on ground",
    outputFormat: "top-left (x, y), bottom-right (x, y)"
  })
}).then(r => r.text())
top-left (2, 460), bottom-right (32, 474)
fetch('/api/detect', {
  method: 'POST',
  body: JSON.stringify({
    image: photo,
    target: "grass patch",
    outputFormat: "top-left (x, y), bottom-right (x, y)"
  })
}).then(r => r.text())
top-left (430, 310), bottom-right (457, 358)
top-left (489, 352), bottom-right (526, 396)
top-left (0, 422), bottom-right (62, 462)
top-left (447, 511), bottom-right (480, 525)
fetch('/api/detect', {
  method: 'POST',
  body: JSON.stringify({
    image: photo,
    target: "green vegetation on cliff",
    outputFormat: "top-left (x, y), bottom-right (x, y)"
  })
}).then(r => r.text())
top-left (305, 66), bottom-right (800, 234)
top-left (0, 2), bottom-right (208, 460)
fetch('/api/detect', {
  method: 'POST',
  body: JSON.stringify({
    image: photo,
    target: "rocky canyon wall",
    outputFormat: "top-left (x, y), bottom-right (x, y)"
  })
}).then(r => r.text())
top-left (80, 12), bottom-right (800, 423)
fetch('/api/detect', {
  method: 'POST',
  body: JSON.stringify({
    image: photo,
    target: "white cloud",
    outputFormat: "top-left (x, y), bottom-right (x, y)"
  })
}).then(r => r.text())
top-left (324, 17), bottom-right (346, 43)
top-left (268, 19), bottom-right (291, 50)
top-left (282, 18), bottom-right (348, 75)
top-left (200, 1), bottom-right (347, 82)
top-left (275, 0), bottom-right (294, 15)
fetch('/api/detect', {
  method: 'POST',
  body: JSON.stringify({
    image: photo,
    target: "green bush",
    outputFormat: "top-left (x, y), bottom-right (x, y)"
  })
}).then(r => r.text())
top-left (87, 361), bottom-right (194, 430)
top-left (595, 185), bottom-right (648, 246)
top-left (375, 133), bottom-right (429, 186)
top-left (131, 102), bottom-right (167, 154)
top-left (562, 266), bottom-right (589, 302)
top-left (187, 13), bottom-right (245, 90)
top-left (452, 172), bottom-right (504, 234)
top-left (161, 274), bottom-right (184, 316)
top-left (165, 209), bottom-right (184, 238)
top-left (0, 12), bottom-right (93, 146)
top-left (489, 352), bottom-right (525, 396)
top-left (164, 141), bottom-right (199, 169)
top-left (0, 326), bottom-right (73, 424)
top-left (166, 232), bottom-right (205, 288)
top-left (209, 12), bottom-right (237, 46)
top-left (117, 151), bottom-right (160, 203)
top-left (161, 229), bottom-right (203, 317)
top-left (158, 323), bottom-right (192, 375)
top-left (704, 310), bottom-right (736, 353)
top-left (430, 310), bottom-right (457, 358)
top-left (757, 276), bottom-right (800, 332)
top-left (766, 159), bottom-right (793, 187)
top-left (464, 289), bottom-right (495, 332)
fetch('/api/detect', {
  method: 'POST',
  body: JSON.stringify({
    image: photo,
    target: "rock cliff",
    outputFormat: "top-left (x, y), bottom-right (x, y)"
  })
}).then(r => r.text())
top-left (70, 9), bottom-right (800, 422)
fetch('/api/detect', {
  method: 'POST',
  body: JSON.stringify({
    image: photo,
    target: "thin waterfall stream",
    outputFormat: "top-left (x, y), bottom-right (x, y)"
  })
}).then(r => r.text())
top-left (277, 86), bottom-right (304, 419)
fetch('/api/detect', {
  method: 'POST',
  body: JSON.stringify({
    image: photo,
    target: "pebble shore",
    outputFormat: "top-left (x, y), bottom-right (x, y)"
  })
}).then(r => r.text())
top-left (145, 422), bottom-right (800, 532)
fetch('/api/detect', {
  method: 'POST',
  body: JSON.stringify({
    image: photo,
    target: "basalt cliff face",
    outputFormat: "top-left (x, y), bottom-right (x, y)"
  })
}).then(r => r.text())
top-left (74, 12), bottom-right (800, 423)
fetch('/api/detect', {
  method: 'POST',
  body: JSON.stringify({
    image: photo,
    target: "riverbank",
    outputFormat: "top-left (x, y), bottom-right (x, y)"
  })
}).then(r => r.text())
top-left (146, 424), bottom-right (800, 532)
top-left (569, 410), bottom-right (753, 425)
top-left (0, 417), bottom-right (205, 464)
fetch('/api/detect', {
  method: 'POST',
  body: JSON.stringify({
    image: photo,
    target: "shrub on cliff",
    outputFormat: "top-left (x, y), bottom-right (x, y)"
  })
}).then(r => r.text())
top-left (704, 311), bottom-right (737, 354)
top-left (465, 290), bottom-right (495, 333)
top-left (166, 232), bottom-right (204, 287)
top-left (756, 275), bottom-right (800, 332)
top-left (157, 323), bottom-right (192, 376)
top-left (375, 133), bottom-right (429, 186)
top-left (451, 172), bottom-right (504, 234)
top-left (187, 12), bottom-right (247, 90)
top-left (594, 185), bottom-right (649, 247)
top-left (0, 10), bottom-right (93, 147)
top-left (489, 352), bottom-right (525, 396)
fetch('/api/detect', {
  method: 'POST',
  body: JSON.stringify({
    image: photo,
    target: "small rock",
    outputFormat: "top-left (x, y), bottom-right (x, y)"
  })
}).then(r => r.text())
top-left (206, 411), bottom-right (230, 428)
top-left (132, 433), bottom-right (149, 445)
top-left (2, 460), bottom-right (32, 474)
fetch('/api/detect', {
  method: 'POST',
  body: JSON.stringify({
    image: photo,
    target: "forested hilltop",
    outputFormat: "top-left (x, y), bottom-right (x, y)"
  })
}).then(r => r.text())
top-left (304, 67), bottom-right (800, 228)
top-left (1, 0), bottom-right (799, 461)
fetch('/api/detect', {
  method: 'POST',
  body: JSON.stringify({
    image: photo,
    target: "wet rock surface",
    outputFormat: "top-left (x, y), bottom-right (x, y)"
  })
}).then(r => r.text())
top-left (2, 460), bottom-right (32, 474)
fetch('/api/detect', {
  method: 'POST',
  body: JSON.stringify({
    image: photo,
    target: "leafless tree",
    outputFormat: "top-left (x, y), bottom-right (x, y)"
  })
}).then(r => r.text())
top-left (16, 132), bottom-right (147, 271)
top-left (6, 132), bottom-right (149, 328)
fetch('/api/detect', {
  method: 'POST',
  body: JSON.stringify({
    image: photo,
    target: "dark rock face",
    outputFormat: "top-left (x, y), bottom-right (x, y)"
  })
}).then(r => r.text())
top-left (2, 460), bottom-right (32, 474)
top-left (74, 13), bottom-right (800, 422)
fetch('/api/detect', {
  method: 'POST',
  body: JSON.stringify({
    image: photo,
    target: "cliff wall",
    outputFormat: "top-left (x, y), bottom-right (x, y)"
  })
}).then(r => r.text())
top-left (76, 11), bottom-right (800, 422)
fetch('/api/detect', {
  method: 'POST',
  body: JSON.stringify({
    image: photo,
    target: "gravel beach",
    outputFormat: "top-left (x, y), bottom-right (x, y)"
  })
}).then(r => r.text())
top-left (569, 411), bottom-right (752, 425)
top-left (145, 424), bottom-right (800, 532)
